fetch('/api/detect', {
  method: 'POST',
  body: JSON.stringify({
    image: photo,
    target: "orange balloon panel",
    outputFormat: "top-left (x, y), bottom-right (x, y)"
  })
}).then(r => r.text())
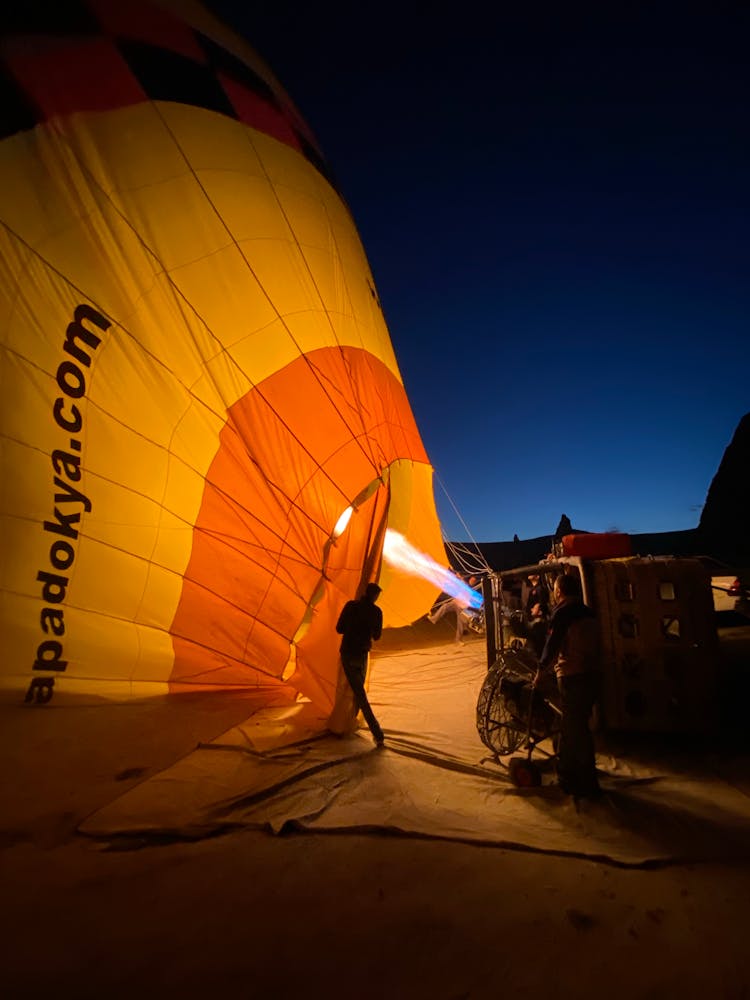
top-left (171, 346), bottom-right (428, 693)
top-left (0, 0), bottom-right (446, 706)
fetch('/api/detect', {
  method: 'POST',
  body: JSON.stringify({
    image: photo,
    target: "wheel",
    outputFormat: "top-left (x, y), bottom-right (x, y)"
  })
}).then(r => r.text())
top-left (475, 649), bottom-right (539, 756)
top-left (476, 672), bottom-right (525, 755)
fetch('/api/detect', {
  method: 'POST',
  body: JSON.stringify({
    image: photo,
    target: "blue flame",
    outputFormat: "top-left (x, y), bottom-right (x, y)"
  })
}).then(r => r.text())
top-left (383, 530), bottom-right (483, 609)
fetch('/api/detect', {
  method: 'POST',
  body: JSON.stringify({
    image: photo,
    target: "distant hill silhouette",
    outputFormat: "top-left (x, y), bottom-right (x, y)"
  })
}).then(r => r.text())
top-left (461, 528), bottom-right (703, 573)
top-left (453, 413), bottom-right (750, 572)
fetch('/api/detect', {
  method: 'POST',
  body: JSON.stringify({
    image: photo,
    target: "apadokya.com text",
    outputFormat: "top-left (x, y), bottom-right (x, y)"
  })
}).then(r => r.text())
top-left (34, 303), bottom-right (111, 676)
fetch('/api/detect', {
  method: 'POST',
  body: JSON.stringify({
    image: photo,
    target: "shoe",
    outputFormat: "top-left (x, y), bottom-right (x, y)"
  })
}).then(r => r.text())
top-left (374, 736), bottom-right (385, 749)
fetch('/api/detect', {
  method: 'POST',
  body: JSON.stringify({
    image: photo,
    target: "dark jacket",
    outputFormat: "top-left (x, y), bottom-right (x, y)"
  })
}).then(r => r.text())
top-left (336, 598), bottom-right (383, 656)
top-left (539, 598), bottom-right (599, 678)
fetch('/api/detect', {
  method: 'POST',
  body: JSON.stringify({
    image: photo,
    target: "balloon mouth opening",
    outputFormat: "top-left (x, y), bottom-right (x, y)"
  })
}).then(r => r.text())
top-left (332, 505), bottom-right (354, 540)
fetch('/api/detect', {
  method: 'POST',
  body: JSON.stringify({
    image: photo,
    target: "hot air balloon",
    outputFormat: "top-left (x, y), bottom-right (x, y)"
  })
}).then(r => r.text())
top-left (0, 0), bottom-right (446, 719)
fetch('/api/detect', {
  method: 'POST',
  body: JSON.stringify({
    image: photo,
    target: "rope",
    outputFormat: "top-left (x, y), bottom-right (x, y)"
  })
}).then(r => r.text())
top-left (433, 471), bottom-right (493, 577)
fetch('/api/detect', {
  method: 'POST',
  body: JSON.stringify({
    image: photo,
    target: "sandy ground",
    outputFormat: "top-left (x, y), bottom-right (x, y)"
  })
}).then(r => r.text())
top-left (2, 616), bottom-right (750, 999)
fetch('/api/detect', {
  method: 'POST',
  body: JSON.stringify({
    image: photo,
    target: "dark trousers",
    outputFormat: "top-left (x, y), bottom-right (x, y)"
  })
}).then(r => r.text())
top-left (556, 672), bottom-right (600, 797)
top-left (341, 653), bottom-right (384, 742)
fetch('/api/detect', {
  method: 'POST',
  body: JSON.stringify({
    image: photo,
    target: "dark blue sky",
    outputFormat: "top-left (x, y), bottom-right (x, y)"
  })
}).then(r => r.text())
top-left (210, 2), bottom-right (749, 543)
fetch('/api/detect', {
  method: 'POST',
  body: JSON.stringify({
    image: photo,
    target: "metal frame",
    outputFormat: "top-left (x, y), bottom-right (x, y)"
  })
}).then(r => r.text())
top-left (483, 557), bottom-right (590, 673)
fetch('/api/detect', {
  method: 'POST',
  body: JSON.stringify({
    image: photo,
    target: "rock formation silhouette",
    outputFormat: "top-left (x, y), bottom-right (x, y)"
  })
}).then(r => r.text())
top-left (553, 514), bottom-right (574, 539)
top-left (697, 412), bottom-right (750, 563)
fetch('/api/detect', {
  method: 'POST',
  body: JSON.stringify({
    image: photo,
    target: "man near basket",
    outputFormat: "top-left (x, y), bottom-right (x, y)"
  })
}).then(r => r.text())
top-left (533, 573), bottom-right (602, 800)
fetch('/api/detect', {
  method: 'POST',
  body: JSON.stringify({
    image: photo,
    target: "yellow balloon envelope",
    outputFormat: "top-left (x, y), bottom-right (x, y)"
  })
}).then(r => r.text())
top-left (0, 0), bottom-right (446, 711)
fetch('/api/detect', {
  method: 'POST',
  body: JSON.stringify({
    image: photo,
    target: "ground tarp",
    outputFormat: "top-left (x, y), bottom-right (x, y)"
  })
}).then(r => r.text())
top-left (79, 639), bottom-right (750, 867)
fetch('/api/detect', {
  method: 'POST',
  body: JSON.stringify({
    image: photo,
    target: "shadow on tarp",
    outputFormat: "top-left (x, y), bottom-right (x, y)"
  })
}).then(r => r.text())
top-left (79, 733), bottom-right (750, 868)
top-left (1, 687), bottom-right (299, 848)
top-left (78, 644), bottom-right (750, 869)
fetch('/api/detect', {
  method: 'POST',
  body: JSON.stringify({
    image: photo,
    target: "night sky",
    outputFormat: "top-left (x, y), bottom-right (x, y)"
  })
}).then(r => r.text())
top-left (209, 2), bottom-right (749, 544)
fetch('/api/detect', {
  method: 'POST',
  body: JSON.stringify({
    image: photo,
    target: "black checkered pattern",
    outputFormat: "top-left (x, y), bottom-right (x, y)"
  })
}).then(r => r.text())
top-left (0, 0), bottom-right (338, 191)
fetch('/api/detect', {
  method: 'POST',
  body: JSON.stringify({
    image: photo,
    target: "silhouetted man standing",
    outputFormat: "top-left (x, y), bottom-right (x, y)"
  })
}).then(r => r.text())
top-left (535, 573), bottom-right (601, 800)
top-left (335, 582), bottom-right (385, 747)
